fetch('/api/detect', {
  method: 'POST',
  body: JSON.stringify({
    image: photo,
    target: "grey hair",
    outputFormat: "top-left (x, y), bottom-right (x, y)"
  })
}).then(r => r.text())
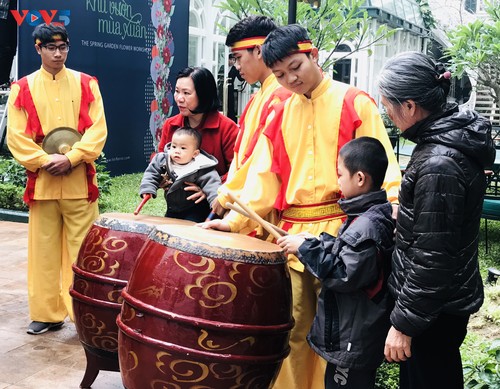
top-left (377, 51), bottom-right (451, 113)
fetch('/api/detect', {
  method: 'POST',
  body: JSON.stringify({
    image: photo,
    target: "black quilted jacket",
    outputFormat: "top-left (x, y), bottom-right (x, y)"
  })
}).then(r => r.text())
top-left (389, 104), bottom-right (496, 337)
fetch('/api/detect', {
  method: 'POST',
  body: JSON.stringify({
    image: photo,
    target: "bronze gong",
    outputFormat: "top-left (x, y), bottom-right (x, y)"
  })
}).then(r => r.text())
top-left (42, 127), bottom-right (82, 154)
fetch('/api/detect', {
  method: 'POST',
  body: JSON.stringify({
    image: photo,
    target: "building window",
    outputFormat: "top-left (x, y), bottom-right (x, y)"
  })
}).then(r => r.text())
top-left (465, 0), bottom-right (477, 13)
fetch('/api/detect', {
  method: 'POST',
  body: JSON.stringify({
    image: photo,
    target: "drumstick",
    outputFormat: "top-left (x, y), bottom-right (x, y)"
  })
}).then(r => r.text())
top-left (225, 190), bottom-right (282, 240)
top-left (225, 202), bottom-right (288, 237)
top-left (134, 194), bottom-right (152, 215)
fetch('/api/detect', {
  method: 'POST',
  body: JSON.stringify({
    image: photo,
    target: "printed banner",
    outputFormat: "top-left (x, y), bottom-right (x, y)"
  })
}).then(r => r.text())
top-left (17, 0), bottom-right (189, 175)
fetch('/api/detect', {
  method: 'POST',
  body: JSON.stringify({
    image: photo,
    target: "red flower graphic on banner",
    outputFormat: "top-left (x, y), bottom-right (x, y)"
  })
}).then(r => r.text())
top-left (161, 97), bottom-right (171, 114)
top-left (150, 0), bottom-right (176, 145)
top-left (156, 25), bottom-right (165, 40)
top-left (156, 76), bottom-right (163, 91)
top-left (163, 0), bottom-right (172, 13)
top-left (162, 46), bottom-right (171, 65)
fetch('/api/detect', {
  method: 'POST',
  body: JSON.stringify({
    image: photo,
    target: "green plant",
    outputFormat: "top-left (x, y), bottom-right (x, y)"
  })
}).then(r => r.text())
top-left (0, 183), bottom-right (28, 211)
top-left (445, 0), bottom-right (500, 107)
top-left (415, 0), bottom-right (437, 30)
top-left (375, 361), bottom-right (399, 389)
top-left (0, 157), bottom-right (27, 187)
top-left (95, 153), bottom-right (112, 196)
top-left (217, 0), bottom-right (396, 70)
top-left (0, 153), bottom-right (112, 210)
top-left (463, 338), bottom-right (500, 388)
top-left (0, 157), bottom-right (28, 211)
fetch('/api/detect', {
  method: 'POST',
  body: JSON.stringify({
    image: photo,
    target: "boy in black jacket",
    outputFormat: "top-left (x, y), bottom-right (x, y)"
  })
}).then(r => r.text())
top-left (277, 137), bottom-right (395, 389)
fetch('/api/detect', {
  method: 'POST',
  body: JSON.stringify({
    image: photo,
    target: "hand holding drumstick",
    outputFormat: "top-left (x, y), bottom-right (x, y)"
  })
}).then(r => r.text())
top-left (224, 190), bottom-right (285, 240)
top-left (198, 190), bottom-right (287, 240)
top-left (133, 194), bottom-right (152, 215)
top-left (276, 232), bottom-right (315, 255)
top-left (222, 192), bottom-right (313, 256)
top-left (224, 202), bottom-right (287, 238)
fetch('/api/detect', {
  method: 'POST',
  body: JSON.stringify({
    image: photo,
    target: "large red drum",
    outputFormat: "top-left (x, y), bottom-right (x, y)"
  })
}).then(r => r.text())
top-left (117, 224), bottom-right (294, 389)
top-left (70, 213), bottom-right (193, 388)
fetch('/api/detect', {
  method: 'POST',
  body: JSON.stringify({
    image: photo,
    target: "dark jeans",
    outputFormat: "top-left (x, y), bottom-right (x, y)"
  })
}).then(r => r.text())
top-left (325, 363), bottom-right (376, 389)
top-left (400, 313), bottom-right (469, 389)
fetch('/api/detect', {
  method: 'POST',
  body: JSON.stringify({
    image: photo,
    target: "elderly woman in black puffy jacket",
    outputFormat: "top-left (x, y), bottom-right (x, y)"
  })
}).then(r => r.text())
top-left (378, 51), bottom-right (496, 389)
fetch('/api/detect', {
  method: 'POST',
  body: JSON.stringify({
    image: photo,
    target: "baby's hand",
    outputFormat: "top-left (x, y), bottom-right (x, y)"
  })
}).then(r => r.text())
top-left (159, 173), bottom-right (173, 189)
top-left (276, 235), bottom-right (307, 256)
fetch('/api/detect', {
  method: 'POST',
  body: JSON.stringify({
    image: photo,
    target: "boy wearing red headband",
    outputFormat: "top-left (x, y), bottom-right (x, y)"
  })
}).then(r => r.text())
top-left (211, 16), bottom-right (291, 223)
top-left (202, 24), bottom-right (401, 388)
top-left (7, 23), bottom-right (107, 335)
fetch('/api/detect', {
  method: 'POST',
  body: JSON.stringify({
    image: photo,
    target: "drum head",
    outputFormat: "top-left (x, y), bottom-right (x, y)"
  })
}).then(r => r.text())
top-left (96, 213), bottom-right (194, 234)
top-left (151, 224), bottom-right (285, 264)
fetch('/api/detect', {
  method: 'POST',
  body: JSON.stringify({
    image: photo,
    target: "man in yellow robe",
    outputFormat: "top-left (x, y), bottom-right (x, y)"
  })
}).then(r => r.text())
top-left (202, 25), bottom-right (401, 389)
top-left (7, 23), bottom-right (107, 335)
top-left (211, 15), bottom-right (291, 221)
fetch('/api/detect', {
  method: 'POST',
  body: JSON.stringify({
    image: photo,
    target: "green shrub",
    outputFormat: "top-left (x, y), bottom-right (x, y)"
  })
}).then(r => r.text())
top-left (0, 183), bottom-right (28, 211)
top-left (0, 158), bottom-right (28, 211)
top-left (375, 361), bottom-right (399, 389)
top-left (0, 157), bottom-right (26, 187)
top-left (95, 153), bottom-right (112, 196)
top-left (0, 154), bottom-right (111, 211)
top-left (464, 338), bottom-right (500, 388)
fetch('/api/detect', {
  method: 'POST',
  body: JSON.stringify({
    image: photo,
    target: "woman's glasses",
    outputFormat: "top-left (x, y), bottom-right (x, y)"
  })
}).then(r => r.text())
top-left (41, 43), bottom-right (70, 53)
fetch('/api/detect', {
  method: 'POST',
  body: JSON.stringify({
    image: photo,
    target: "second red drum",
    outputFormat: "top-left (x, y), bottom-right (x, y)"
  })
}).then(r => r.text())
top-left (70, 213), bottom-right (193, 388)
top-left (117, 224), bottom-right (294, 389)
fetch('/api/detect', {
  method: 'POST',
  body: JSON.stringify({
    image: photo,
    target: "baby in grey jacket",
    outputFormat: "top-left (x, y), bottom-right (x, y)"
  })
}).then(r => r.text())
top-left (139, 127), bottom-right (221, 222)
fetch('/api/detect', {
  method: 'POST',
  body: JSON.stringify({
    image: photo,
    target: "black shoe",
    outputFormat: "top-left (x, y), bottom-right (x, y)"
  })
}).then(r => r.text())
top-left (27, 321), bottom-right (64, 335)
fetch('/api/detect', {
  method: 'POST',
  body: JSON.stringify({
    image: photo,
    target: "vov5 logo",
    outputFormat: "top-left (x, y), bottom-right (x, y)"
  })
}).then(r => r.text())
top-left (11, 10), bottom-right (71, 26)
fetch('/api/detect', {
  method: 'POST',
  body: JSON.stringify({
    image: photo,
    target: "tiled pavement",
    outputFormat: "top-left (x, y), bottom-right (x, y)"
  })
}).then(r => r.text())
top-left (0, 221), bottom-right (124, 389)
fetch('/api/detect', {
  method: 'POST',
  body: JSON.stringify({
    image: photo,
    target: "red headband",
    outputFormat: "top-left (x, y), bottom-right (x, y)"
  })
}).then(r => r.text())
top-left (290, 40), bottom-right (313, 54)
top-left (231, 36), bottom-right (266, 52)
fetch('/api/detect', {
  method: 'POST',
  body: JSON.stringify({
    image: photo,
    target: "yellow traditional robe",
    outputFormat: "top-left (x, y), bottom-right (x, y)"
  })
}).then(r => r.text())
top-left (7, 66), bottom-right (107, 323)
top-left (222, 75), bottom-right (401, 389)
top-left (217, 74), bottom-right (291, 208)
top-left (226, 76), bottom-right (400, 268)
top-left (8, 66), bottom-right (107, 199)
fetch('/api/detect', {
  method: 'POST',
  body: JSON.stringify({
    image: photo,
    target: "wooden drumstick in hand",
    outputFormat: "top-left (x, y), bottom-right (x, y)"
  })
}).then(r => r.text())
top-left (225, 202), bottom-right (288, 237)
top-left (225, 190), bottom-right (283, 240)
top-left (134, 194), bottom-right (151, 215)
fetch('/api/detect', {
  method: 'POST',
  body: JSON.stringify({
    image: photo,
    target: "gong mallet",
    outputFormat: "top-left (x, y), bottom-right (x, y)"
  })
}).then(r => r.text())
top-left (134, 194), bottom-right (152, 215)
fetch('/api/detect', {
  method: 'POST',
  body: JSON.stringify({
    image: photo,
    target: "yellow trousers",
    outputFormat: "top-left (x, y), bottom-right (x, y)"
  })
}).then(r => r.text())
top-left (273, 268), bottom-right (326, 389)
top-left (27, 199), bottom-right (98, 323)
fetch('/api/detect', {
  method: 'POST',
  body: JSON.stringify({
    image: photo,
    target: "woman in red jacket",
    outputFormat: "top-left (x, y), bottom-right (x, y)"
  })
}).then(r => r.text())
top-left (158, 66), bottom-right (238, 186)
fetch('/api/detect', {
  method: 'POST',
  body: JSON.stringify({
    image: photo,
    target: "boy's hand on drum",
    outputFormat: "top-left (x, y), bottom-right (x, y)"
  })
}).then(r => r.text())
top-left (184, 181), bottom-right (206, 203)
top-left (197, 219), bottom-right (231, 232)
top-left (276, 235), bottom-right (307, 255)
